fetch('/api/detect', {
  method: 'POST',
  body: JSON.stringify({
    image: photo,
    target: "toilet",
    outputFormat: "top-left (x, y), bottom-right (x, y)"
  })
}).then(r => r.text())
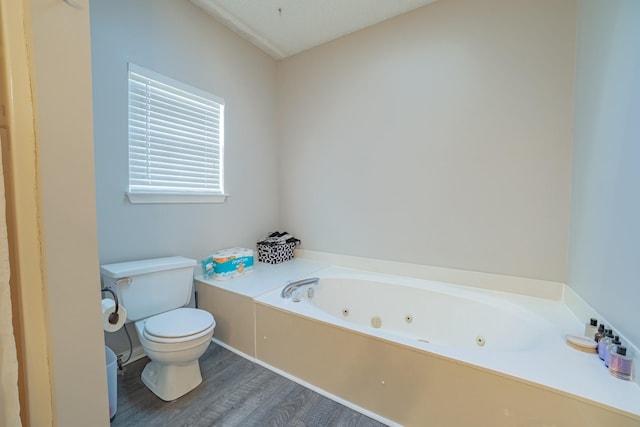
top-left (101, 256), bottom-right (215, 401)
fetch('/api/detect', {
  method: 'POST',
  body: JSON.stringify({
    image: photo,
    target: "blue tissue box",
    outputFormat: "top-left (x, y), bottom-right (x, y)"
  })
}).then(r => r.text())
top-left (210, 248), bottom-right (254, 280)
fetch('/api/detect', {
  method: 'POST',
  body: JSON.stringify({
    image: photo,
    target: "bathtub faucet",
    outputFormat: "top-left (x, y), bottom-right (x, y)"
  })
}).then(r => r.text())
top-left (281, 277), bottom-right (319, 299)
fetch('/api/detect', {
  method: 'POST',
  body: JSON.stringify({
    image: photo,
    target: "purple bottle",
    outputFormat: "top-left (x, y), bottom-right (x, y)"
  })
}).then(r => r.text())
top-left (604, 336), bottom-right (621, 367)
top-left (598, 329), bottom-right (613, 360)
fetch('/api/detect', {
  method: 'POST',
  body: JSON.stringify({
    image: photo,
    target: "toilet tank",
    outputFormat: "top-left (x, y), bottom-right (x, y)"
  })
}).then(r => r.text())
top-left (101, 256), bottom-right (197, 321)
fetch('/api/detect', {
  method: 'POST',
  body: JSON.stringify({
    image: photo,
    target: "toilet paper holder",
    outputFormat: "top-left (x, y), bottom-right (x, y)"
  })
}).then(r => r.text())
top-left (101, 288), bottom-right (120, 325)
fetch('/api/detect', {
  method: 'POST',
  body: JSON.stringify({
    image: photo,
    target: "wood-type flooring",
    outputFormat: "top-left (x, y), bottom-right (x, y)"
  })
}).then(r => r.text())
top-left (110, 343), bottom-right (388, 427)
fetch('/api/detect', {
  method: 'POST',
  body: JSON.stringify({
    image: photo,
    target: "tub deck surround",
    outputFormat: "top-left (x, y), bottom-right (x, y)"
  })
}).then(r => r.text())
top-left (195, 258), bottom-right (329, 298)
top-left (255, 305), bottom-right (639, 426)
top-left (195, 257), bottom-right (640, 424)
top-left (195, 258), bottom-right (328, 356)
top-left (255, 266), bottom-right (640, 422)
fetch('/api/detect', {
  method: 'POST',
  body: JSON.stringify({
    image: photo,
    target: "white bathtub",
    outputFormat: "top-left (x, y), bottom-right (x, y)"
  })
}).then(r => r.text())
top-left (301, 275), bottom-right (554, 352)
top-left (255, 265), bottom-right (640, 423)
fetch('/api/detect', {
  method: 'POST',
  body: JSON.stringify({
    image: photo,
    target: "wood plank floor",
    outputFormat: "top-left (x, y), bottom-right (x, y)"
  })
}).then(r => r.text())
top-left (111, 343), bottom-right (388, 427)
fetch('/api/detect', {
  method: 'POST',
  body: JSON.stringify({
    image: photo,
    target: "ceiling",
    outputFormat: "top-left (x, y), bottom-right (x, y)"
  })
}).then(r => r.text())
top-left (190, 0), bottom-right (439, 60)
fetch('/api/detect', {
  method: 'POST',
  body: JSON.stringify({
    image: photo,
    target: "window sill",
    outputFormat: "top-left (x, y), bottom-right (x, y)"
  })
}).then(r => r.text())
top-left (126, 192), bottom-right (229, 204)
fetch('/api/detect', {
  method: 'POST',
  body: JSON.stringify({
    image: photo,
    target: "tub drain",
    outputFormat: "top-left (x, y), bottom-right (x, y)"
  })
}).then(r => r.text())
top-left (476, 336), bottom-right (486, 347)
top-left (404, 314), bottom-right (413, 324)
top-left (342, 308), bottom-right (350, 317)
top-left (371, 316), bottom-right (382, 328)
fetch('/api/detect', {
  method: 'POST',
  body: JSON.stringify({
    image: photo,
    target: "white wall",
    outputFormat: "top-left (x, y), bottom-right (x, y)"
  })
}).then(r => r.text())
top-left (568, 0), bottom-right (640, 347)
top-left (277, 0), bottom-right (576, 282)
top-left (90, 0), bottom-right (279, 265)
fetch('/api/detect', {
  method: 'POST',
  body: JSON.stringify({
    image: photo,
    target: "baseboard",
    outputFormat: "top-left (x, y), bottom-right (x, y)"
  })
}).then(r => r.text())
top-left (211, 338), bottom-right (256, 362)
top-left (119, 345), bottom-right (146, 366)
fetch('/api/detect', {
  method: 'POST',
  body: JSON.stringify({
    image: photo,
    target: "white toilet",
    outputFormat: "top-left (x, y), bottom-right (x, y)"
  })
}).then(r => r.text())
top-left (101, 256), bottom-right (215, 401)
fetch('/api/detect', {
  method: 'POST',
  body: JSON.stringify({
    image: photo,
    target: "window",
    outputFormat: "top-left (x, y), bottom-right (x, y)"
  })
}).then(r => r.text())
top-left (126, 63), bottom-right (226, 204)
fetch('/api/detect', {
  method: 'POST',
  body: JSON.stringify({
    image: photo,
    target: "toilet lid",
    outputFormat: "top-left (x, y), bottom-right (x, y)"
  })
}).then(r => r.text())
top-left (144, 308), bottom-right (215, 339)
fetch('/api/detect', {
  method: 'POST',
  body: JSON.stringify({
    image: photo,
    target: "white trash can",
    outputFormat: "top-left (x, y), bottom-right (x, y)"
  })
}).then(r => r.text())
top-left (105, 346), bottom-right (118, 421)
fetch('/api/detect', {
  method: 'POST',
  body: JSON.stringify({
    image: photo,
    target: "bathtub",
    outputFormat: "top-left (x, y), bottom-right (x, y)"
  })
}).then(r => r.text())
top-left (254, 265), bottom-right (640, 426)
top-left (297, 275), bottom-right (554, 352)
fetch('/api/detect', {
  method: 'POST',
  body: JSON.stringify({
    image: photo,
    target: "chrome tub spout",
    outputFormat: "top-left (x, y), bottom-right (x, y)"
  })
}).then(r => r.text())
top-left (281, 277), bottom-right (319, 298)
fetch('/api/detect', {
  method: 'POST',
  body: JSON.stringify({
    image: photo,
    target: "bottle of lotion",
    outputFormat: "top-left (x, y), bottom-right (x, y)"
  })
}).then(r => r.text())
top-left (594, 324), bottom-right (605, 342)
top-left (584, 318), bottom-right (598, 339)
top-left (609, 346), bottom-right (633, 381)
top-left (598, 329), bottom-right (613, 360)
top-left (605, 336), bottom-right (621, 367)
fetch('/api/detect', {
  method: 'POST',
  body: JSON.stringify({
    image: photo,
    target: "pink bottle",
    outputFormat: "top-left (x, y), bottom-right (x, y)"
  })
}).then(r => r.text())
top-left (609, 346), bottom-right (633, 381)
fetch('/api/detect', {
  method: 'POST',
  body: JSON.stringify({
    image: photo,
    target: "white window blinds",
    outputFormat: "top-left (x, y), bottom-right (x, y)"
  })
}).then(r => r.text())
top-left (127, 63), bottom-right (225, 203)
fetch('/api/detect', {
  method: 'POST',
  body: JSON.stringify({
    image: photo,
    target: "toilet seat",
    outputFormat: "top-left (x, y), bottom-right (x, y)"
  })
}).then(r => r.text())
top-left (143, 308), bottom-right (215, 344)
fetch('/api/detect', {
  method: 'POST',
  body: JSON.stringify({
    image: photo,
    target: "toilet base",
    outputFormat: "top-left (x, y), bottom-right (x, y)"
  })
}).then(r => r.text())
top-left (141, 360), bottom-right (203, 401)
